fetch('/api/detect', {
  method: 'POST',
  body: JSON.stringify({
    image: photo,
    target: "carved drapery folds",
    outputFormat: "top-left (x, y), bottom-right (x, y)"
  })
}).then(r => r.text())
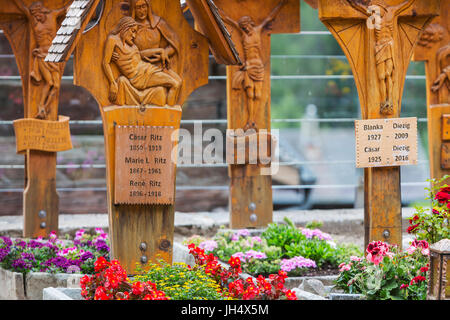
top-left (102, 0), bottom-right (182, 107)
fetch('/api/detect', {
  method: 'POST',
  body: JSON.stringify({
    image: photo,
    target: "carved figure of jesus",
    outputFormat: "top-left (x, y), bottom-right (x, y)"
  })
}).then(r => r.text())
top-left (103, 16), bottom-right (181, 106)
top-left (219, 0), bottom-right (287, 130)
top-left (347, 0), bottom-right (416, 115)
top-left (13, 0), bottom-right (71, 119)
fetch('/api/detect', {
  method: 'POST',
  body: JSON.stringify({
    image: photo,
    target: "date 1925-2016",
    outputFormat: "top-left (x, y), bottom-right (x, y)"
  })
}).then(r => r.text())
top-left (180, 304), bottom-right (269, 318)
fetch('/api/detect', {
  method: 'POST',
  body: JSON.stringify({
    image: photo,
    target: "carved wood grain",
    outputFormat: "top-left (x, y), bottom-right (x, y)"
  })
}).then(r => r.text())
top-left (72, 0), bottom-right (209, 271)
top-left (413, 1), bottom-right (450, 183)
top-left (319, 0), bottom-right (439, 248)
top-left (0, 0), bottom-right (72, 238)
top-left (214, 0), bottom-right (300, 229)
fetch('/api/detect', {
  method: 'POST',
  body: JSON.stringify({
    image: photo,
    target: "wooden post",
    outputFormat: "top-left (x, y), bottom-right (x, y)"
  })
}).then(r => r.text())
top-left (213, 0), bottom-right (300, 229)
top-left (51, 0), bottom-right (209, 272)
top-left (413, 2), bottom-right (450, 183)
top-left (318, 0), bottom-right (439, 248)
top-left (0, 0), bottom-right (73, 238)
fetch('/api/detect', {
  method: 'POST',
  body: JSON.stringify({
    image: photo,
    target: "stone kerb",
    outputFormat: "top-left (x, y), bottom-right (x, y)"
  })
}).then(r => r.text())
top-left (0, 267), bottom-right (82, 300)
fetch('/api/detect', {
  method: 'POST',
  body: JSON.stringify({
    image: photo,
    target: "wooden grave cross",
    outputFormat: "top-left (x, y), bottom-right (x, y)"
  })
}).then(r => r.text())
top-left (213, 0), bottom-right (300, 229)
top-left (48, 0), bottom-right (210, 272)
top-left (318, 0), bottom-right (439, 248)
top-left (0, 0), bottom-right (74, 238)
top-left (413, 1), bottom-right (450, 183)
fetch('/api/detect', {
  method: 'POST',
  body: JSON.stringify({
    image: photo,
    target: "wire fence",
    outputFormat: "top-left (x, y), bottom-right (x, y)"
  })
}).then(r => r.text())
top-left (0, 28), bottom-right (430, 207)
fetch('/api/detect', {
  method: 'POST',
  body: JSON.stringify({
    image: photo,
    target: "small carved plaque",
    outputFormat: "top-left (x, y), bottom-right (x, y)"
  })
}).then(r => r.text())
top-left (442, 115), bottom-right (450, 141)
top-left (226, 130), bottom-right (274, 165)
top-left (355, 117), bottom-right (418, 168)
top-left (114, 126), bottom-right (176, 205)
top-left (441, 143), bottom-right (450, 169)
top-left (13, 116), bottom-right (73, 153)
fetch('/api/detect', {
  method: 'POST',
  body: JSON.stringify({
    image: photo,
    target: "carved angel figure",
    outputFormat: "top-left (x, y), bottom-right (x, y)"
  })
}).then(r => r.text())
top-left (13, 0), bottom-right (71, 119)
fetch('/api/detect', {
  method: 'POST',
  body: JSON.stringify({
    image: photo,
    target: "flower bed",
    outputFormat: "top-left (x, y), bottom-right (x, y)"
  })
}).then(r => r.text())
top-left (184, 218), bottom-right (362, 279)
top-left (80, 245), bottom-right (297, 300)
top-left (334, 240), bottom-right (430, 300)
top-left (0, 229), bottom-right (110, 300)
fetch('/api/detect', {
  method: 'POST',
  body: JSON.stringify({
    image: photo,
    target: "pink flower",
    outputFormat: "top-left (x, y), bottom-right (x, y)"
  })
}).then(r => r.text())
top-left (339, 263), bottom-right (352, 272)
top-left (280, 256), bottom-right (316, 272)
top-left (350, 256), bottom-right (362, 262)
top-left (301, 228), bottom-right (332, 241)
top-left (244, 250), bottom-right (267, 260)
top-left (366, 252), bottom-right (384, 265)
top-left (407, 239), bottom-right (430, 256)
top-left (366, 241), bottom-right (391, 265)
top-left (231, 252), bottom-right (246, 262)
top-left (198, 240), bottom-right (218, 253)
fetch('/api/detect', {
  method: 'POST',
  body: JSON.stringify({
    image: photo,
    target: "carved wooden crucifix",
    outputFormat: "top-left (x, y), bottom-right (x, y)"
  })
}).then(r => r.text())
top-left (318, 0), bottom-right (439, 248)
top-left (413, 1), bottom-right (450, 183)
top-left (0, 0), bottom-right (73, 238)
top-left (213, 0), bottom-right (300, 229)
top-left (50, 0), bottom-right (209, 271)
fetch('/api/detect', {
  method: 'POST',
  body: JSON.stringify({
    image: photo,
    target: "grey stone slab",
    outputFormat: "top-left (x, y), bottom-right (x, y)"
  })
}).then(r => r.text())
top-left (328, 293), bottom-right (364, 300)
top-left (173, 242), bottom-right (195, 266)
top-left (299, 278), bottom-right (327, 297)
top-left (43, 287), bottom-right (82, 300)
top-left (0, 268), bottom-right (25, 300)
top-left (25, 273), bottom-right (83, 300)
top-left (292, 288), bottom-right (327, 300)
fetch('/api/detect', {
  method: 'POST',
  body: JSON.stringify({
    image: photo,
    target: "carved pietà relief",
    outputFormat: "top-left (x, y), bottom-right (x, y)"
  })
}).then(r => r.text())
top-left (103, 0), bottom-right (182, 107)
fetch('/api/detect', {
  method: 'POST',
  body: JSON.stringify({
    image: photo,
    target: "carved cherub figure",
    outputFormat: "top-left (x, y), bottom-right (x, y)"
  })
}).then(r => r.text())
top-left (219, 0), bottom-right (287, 130)
top-left (346, 0), bottom-right (416, 115)
top-left (12, 0), bottom-right (72, 119)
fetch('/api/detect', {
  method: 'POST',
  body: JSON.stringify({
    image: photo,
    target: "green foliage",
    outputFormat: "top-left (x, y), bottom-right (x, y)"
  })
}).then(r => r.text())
top-left (305, 220), bottom-right (323, 230)
top-left (261, 220), bottom-right (305, 249)
top-left (335, 247), bottom-right (429, 300)
top-left (284, 240), bottom-right (336, 268)
top-left (408, 176), bottom-right (450, 244)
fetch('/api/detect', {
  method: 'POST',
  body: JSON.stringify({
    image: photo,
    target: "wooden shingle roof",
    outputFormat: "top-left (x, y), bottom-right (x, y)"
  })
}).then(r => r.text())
top-left (45, 0), bottom-right (101, 63)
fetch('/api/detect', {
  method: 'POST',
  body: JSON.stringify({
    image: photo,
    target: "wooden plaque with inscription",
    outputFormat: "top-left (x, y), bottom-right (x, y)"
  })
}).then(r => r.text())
top-left (13, 116), bottom-right (72, 154)
top-left (355, 117), bottom-right (418, 168)
top-left (114, 126), bottom-right (176, 205)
